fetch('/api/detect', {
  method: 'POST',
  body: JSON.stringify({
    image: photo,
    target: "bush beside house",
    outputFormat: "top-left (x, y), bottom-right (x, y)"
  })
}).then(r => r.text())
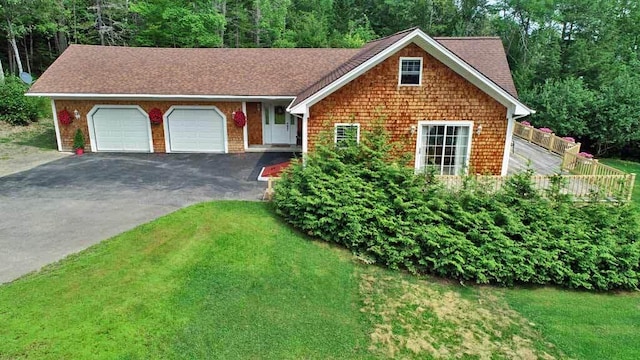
top-left (0, 76), bottom-right (45, 126)
top-left (273, 127), bottom-right (640, 291)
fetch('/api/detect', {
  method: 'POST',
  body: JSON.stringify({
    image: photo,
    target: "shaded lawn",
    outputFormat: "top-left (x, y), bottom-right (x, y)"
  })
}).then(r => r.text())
top-left (0, 118), bottom-right (57, 150)
top-left (503, 287), bottom-right (640, 360)
top-left (601, 158), bottom-right (640, 203)
top-left (0, 202), bottom-right (370, 359)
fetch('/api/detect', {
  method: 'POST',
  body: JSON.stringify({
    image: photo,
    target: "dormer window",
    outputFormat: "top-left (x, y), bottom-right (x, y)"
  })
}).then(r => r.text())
top-left (399, 57), bottom-right (422, 86)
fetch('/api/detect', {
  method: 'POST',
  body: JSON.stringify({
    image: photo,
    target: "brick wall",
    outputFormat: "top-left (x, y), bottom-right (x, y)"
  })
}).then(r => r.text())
top-left (53, 100), bottom-right (245, 153)
top-left (308, 43), bottom-right (508, 175)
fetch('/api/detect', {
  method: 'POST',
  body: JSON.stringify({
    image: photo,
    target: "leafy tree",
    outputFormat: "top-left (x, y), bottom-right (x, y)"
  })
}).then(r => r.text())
top-left (521, 77), bottom-right (594, 137)
top-left (130, 0), bottom-right (225, 47)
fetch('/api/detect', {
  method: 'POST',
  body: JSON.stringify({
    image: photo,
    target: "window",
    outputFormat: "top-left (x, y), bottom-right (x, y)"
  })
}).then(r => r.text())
top-left (399, 57), bottom-right (422, 86)
top-left (416, 122), bottom-right (472, 175)
top-left (334, 123), bottom-right (360, 146)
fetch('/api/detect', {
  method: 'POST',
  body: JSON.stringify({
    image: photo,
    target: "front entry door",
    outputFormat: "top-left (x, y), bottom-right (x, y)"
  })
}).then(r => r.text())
top-left (264, 104), bottom-right (296, 144)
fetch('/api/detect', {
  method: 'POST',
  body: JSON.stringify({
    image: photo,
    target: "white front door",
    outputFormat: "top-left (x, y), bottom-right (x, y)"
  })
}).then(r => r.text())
top-left (264, 104), bottom-right (296, 145)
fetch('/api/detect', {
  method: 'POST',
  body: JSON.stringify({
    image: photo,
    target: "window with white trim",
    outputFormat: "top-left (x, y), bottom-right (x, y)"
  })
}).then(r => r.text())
top-left (399, 57), bottom-right (422, 85)
top-left (334, 123), bottom-right (360, 146)
top-left (417, 123), bottom-right (471, 175)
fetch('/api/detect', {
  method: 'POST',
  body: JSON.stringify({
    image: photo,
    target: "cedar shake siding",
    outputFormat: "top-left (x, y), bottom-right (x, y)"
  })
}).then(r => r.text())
top-left (308, 43), bottom-right (508, 175)
top-left (247, 102), bottom-right (263, 146)
top-left (53, 100), bottom-right (245, 153)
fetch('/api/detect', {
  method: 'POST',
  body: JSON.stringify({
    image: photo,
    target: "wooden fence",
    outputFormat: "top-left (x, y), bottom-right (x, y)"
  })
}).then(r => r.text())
top-left (511, 122), bottom-right (635, 201)
top-left (437, 174), bottom-right (635, 202)
top-left (513, 122), bottom-right (580, 155)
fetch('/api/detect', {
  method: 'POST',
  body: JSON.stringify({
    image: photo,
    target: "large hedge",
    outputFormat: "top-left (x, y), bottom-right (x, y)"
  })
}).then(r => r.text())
top-left (0, 76), bottom-right (42, 126)
top-left (273, 127), bottom-right (640, 290)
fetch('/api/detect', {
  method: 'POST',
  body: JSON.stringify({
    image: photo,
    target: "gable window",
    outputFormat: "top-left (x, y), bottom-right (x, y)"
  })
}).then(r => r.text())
top-left (415, 121), bottom-right (472, 175)
top-left (334, 123), bottom-right (360, 146)
top-left (399, 57), bottom-right (422, 86)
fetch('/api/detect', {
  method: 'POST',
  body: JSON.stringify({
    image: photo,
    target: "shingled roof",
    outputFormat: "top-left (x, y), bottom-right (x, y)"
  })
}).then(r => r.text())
top-left (434, 37), bottom-right (517, 97)
top-left (28, 46), bottom-right (359, 96)
top-left (28, 28), bottom-right (519, 108)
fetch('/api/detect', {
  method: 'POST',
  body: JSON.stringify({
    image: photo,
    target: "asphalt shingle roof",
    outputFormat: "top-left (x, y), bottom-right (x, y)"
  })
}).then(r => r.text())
top-left (28, 29), bottom-right (518, 103)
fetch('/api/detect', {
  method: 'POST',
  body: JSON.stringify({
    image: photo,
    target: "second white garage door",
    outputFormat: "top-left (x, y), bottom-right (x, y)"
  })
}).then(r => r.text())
top-left (165, 107), bottom-right (227, 153)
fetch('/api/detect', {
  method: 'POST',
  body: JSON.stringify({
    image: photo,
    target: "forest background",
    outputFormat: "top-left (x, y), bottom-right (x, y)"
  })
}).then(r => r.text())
top-left (1, 0), bottom-right (639, 157)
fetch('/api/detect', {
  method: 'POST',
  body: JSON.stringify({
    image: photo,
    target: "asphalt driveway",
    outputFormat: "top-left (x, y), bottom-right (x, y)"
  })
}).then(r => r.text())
top-left (0, 152), bottom-right (293, 284)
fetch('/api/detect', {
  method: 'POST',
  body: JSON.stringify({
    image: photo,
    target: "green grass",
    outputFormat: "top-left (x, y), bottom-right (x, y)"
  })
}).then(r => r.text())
top-left (0, 202), bottom-right (370, 359)
top-left (601, 158), bottom-right (640, 203)
top-left (1, 201), bottom-right (638, 359)
top-left (0, 118), bottom-right (57, 150)
top-left (503, 287), bottom-right (640, 360)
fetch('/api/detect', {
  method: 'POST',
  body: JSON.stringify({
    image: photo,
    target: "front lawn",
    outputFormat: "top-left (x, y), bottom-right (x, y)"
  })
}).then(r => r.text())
top-left (0, 201), bottom-right (638, 359)
top-left (0, 202), bottom-right (369, 359)
top-left (504, 287), bottom-right (640, 360)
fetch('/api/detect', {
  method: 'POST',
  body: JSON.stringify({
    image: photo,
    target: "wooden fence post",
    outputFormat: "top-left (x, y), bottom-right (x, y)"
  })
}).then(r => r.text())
top-left (628, 173), bottom-right (636, 202)
top-left (591, 159), bottom-right (599, 175)
top-left (548, 134), bottom-right (555, 151)
top-left (527, 127), bottom-right (533, 142)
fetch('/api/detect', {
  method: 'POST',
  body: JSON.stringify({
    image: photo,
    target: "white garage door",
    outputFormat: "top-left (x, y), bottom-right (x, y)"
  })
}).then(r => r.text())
top-left (166, 108), bottom-right (226, 152)
top-left (90, 107), bottom-right (152, 152)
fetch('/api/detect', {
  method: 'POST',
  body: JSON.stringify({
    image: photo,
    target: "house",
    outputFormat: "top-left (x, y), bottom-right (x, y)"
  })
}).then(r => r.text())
top-left (27, 27), bottom-right (532, 176)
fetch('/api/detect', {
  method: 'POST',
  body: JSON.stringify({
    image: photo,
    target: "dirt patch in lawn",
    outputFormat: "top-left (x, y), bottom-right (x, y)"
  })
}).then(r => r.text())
top-left (0, 119), bottom-right (68, 177)
top-left (360, 271), bottom-right (563, 359)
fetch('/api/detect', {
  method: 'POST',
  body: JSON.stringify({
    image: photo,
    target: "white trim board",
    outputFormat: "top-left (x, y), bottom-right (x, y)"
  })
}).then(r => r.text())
top-left (26, 93), bottom-right (296, 101)
top-left (288, 29), bottom-right (533, 117)
top-left (501, 109), bottom-right (515, 176)
top-left (242, 102), bottom-right (248, 151)
top-left (50, 99), bottom-right (63, 151)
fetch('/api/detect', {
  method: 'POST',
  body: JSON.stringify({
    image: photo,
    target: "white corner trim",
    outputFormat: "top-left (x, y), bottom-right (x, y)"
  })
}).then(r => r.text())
top-left (414, 120), bottom-right (474, 173)
top-left (242, 101), bottom-right (248, 150)
top-left (302, 110), bottom-right (309, 154)
top-left (398, 57), bottom-right (423, 86)
top-left (87, 104), bottom-right (153, 153)
top-left (257, 167), bottom-right (270, 182)
top-left (501, 108), bottom-right (516, 176)
top-left (289, 28), bottom-right (533, 117)
top-left (50, 99), bottom-right (63, 151)
top-left (334, 123), bottom-right (361, 143)
top-left (162, 105), bottom-right (229, 153)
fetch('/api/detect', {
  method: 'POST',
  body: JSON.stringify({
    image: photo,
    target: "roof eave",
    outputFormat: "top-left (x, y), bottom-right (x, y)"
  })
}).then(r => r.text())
top-left (26, 93), bottom-right (297, 101)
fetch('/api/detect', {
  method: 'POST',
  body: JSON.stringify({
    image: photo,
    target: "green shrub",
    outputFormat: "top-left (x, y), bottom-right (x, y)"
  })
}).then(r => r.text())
top-left (73, 129), bottom-right (85, 150)
top-left (0, 76), bottom-right (42, 126)
top-left (273, 126), bottom-right (640, 290)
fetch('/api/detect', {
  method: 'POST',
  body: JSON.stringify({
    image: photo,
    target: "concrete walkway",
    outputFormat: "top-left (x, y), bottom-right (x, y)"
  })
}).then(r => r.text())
top-left (0, 152), bottom-right (293, 284)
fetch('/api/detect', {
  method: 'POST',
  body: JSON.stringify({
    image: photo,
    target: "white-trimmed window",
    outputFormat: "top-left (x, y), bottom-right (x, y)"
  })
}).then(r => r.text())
top-left (415, 121), bottom-right (472, 175)
top-left (399, 57), bottom-right (423, 86)
top-left (334, 123), bottom-right (360, 146)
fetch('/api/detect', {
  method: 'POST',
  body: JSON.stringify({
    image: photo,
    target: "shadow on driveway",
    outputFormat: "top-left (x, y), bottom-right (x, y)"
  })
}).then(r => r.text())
top-left (0, 152), bottom-right (295, 284)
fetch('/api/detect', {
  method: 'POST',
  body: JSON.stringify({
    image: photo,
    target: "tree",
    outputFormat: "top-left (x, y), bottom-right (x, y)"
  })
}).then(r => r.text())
top-left (130, 0), bottom-right (225, 47)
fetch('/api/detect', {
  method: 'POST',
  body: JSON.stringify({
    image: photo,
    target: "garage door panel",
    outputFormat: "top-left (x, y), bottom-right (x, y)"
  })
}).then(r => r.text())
top-left (91, 108), bottom-right (151, 152)
top-left (167, 108), bottom-right (225, 152)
